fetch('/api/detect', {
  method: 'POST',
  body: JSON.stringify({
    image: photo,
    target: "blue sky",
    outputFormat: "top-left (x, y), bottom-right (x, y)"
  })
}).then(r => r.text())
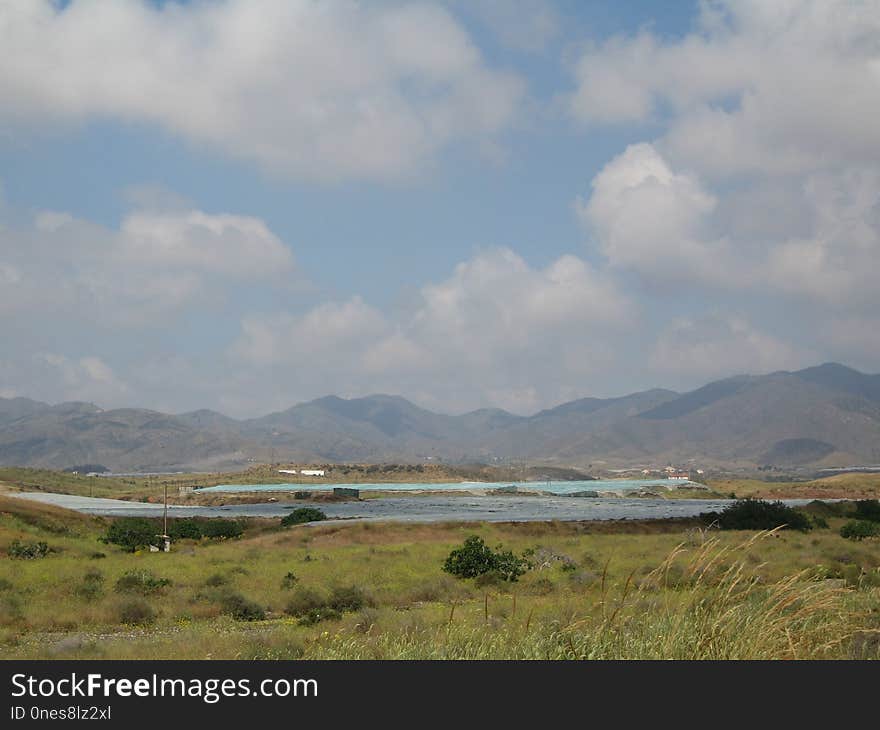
top-left (1, 1), bottom-right (878, 417)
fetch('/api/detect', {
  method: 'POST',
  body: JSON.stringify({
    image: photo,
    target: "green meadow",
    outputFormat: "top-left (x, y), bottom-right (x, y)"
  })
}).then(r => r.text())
top-left (2, 492), bottom-right (880, 660)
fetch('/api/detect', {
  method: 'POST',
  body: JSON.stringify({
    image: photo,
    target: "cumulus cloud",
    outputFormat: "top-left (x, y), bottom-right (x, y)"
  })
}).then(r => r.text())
top-left (567, 0), bottom-right (880, 178)
top-left (228, 248), bottom-right (635, 414)
top-left (0, 0), bottom-right (524, 181)
top-left (575, 143), bottom-right (735, 285)
top-left (650, 314), bottom-right (814, 382)
top-left (0, 198), bottom-right (295, 326)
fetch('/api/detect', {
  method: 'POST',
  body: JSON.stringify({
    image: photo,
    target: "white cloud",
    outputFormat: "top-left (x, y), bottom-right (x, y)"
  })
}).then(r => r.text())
top-left (228, 248), bottom-right (636, 414)
top-left (40, 354), bottom-right (131, 405)
top-left (567, 0), bottom-right (880, 179)
top-left (0, 197), bottom-right (295, 326)
top-left (0, 0), bottom-right (524, 181)
top-left (650, 314), bottom-right (813, 381)
top-left (575, 143), bottom-right (735, 284)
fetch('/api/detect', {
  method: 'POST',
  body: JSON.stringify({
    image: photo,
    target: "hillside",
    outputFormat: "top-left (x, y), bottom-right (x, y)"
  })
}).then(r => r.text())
top-left (0, 363), bottom-right (878, 471)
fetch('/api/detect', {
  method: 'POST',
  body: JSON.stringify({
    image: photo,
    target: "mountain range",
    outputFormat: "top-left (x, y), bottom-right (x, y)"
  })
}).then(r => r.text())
top-left (1, 363), bottom-right (879, 472)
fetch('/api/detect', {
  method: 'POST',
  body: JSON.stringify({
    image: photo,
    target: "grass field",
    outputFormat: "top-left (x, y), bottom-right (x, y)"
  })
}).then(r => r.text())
top-left (2, 492), bottom-right (880, 660)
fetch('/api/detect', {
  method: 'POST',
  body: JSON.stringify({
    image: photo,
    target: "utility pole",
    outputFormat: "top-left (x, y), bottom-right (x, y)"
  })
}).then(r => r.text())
top-left (162, 483), bottom-right (169, 553)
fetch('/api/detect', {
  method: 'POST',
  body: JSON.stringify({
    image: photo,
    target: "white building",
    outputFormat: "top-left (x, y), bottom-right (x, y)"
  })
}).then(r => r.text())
top-left (278, 469), bottom-right (298, 475)
top-left (300, 469), bottom-right (325, 477)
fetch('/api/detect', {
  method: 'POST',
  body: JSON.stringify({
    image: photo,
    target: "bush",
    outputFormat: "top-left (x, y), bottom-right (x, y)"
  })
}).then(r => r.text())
top-left (284, 587), bottom-right (327, 618)
top-left (840, 520), bottom-right (880, 541)
top-left (854, 500), bottom-right (880, 523)
top-left (74, 569), bottom-right (105, 601)
top-left (219, 592), bottom-right (266, 621)
top-left (280, 572), bottom-right (298, 590)
top-left (8, 540), bottom-right (50, 559)
top-left (205, 573), bottom-right (229, 587)
top-left (114, 569), bottom-right (171, 595)
top-left (200, 519), bottom-right (244, 540)
top-left (281, 508), bottom-right (327, 527)
top-left (167, 519), bottom-right (203, 540)
top-left (327, 585), bottom-right (370, 613)
top-left (703, 499), bottom-right (812, 532)
top-left (443, 536), bottom-right (528, 582)
top-left (101, 518), bottom-right (158, 552)
top-left (118, 599), bottom-right (156, 626)
top-left (167, 518), bottom-right (244, 541)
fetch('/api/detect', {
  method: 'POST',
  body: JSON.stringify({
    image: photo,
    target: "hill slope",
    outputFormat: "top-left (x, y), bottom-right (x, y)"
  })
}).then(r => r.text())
top-left (0, 363), bottom-right (878, 471)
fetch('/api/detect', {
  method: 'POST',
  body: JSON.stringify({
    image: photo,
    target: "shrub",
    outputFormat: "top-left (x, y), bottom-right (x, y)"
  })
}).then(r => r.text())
top-left (118, 599), bottom-right (156, 626)
top-left (8, 540), bottom-right (50, 559)
top-left (101, 518), bottom-right (158, 552)
top-left (205, 573), bottom-right (229, 587)
top-left (284, 587), bottom-right (327, 618)
top-left (442, 536), bottom-right (528, 582)
top-left (281, 508), bottom-right (327, 527)
top-left (200, 519), bottom-right (244, 540)
top-left (854, 500), bottom-right (880, 523)
top-left (167, 519), bottom-right (203, 540)
top-left (703, 499), bottom-right (812, 532)
top-left (297, 607), bottom-right (341, 626)
top-left (327, 585), bottom-right (370, 613)
top-left (840, 520), bottom-right (880, 541)
top-left (114, 569), bottom-right (171, 595)
top-left (219, 592), bottom-right (266, 621)
top-left (280, 572), bottom-right (298, 590)
top-left (74, 569), bottom-right (105, 601)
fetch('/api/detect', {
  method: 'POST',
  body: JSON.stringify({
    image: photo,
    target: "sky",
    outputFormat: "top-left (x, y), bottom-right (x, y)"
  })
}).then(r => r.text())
top-left (1, 0), bottom-right (879, 418)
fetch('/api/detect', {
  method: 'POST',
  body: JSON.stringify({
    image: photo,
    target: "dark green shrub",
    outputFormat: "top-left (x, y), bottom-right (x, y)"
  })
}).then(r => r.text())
top-left (205, 573), bottom-right (229, 587)
top-left (702, 499), bottom-right (812, 532)
top-left (443, 536), bottom-right (528, 581)
top-left (280, 571), bottom-right (298, 590)
top-left (840, 520), bottom-right (880, 541)
top-left (167, 519), bottom-right (204, 540)
top-left (284, 587), bottom-right (327, 617)
top-left (8, 540), bottom-right (51, 559)
top-left (327, 585), bottom-right (370, 612)
top-left (219, 592), bottom-right (266, 621)
top-left (281, 508), bottom-right (327, 527)
top-left (89, 552), bottom-right (106, 560)
top-left (118, 599), bottom-right (156, 625)
top-left (297, 607), bottom-right (341, 626)
top-left (75, 569), bottom-right (105, 601)
top-left (101, 518), bottom-right (158, 552)
top-left (114, 569), bottom-right (171, 595)
top-left (200, 519), bottom-right (244, 540)
top-left (854, 500), bottom-right (880, 523)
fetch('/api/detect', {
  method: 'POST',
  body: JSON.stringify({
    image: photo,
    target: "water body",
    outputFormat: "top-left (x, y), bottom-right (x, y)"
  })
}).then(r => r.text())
top-left (11, 490), bottom-right (820, 524)
top-left (199, 479), bottom-right (680, 495)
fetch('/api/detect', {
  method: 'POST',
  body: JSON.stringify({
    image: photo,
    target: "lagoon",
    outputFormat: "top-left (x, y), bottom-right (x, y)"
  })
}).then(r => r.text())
top-left (197, 478), bottom-right (682, 495)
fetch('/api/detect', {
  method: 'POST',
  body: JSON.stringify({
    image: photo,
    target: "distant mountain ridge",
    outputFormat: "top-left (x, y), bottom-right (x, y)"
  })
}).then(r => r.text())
top-left (1, 363), bottom-right (878, 472)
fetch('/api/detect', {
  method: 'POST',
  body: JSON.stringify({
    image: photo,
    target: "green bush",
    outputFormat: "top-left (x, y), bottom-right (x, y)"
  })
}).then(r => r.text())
top-left (100, 518), bottom-right (158, 552)
top-left (703, 499), bottom-right (812, 532)
top-left (114, 569), bottom-right (171, 595)
top-left (297, 607), bottom-right (342, 626)
top-left (219, 592), bottom-right (266, 621)
top-left (8, 540), bottom-right (50, 559)
top-left (280, 571), bottom-right (298, 590)
top-left (200, 519), bottom-right (244, 540)
top-left (167, 519), bottom-right (203, 540)
top-left (205, 573), bottom-right (229, 587)
top-left (840, 520), bottom-right (880, 541)
top-left (327, 585), bottom-right (370, 613)
top-left (854, 500), bottom-right (880, 523)
top-left (118, 599), bottom-right (156, 626)
top-left (280, 508), bottom-right (327, 527)
top-left (284, 587), bottom-right (327, 618)
top-left (442, 536), bottom-right (528, 582)
top-left (74, 569), bottom-right (105, 601)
